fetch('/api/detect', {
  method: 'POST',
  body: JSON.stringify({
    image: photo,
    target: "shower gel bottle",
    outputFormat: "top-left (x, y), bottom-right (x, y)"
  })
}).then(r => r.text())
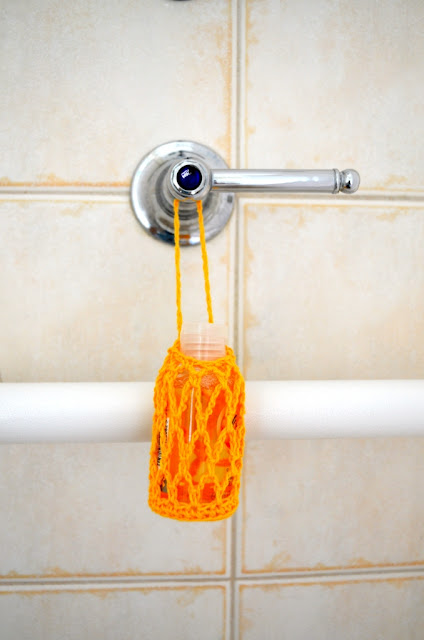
top-left (159, 322), bottom-right (235, 503)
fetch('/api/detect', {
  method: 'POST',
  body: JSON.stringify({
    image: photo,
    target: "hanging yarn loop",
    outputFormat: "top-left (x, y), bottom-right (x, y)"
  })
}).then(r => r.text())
top-left (148, 199), bottom-right (245, 522)
top-left (174, 199), bottom-right (213, 338)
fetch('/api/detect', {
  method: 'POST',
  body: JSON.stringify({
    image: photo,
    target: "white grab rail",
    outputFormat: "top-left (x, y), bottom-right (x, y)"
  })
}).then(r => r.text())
top-left (0, 380), bottom-right (423, 443)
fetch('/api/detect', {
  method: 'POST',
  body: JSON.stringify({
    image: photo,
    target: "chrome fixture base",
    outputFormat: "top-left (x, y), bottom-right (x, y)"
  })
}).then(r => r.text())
top-left (130, 140), bottom-right (360, 245)
top-left (130, 141), bottom-right (234, 246)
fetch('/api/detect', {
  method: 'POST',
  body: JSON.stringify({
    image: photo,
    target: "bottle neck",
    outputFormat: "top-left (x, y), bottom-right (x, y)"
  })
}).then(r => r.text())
top-left (180, 322), bottom-right (226, 361)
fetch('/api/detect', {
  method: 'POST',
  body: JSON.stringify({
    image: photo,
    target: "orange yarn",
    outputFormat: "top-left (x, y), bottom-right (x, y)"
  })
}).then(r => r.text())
top-left (148, 199), bottom-right (246, 521)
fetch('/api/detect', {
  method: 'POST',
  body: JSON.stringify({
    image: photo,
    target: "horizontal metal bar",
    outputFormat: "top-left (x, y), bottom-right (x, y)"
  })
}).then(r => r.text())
top-left (0, 380), bottom-right (423, 443)
top-left (212, 169), bottom-right (342, 193)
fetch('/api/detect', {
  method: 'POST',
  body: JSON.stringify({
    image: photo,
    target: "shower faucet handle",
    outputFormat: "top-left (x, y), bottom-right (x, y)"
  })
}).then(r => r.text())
top-left (131, 140), bottom-right (361, 245)
top-left (169, 159), bottom-right (360, 201)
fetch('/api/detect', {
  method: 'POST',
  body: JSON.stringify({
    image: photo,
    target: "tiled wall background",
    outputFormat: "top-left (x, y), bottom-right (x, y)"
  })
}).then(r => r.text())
top-left (1, 1), bottom-right (424, 638)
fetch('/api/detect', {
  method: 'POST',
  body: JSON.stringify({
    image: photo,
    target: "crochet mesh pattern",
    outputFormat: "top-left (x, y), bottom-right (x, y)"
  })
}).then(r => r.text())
top-left (148, 199), bottom-right (246, 521)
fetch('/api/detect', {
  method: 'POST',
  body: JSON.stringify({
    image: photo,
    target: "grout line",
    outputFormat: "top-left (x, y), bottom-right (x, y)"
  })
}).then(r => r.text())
top-left (233, 574), bottom-right (241, 640)
top-left (231, 0), bottom-right (243, 365)
top-left (230, 0), bottom-right (238, 172)
top-left (242, 0), bottom-right (248, 171)
top-left (230, 0), bottom-right (245, 638)
top-left (226, 217), bottom-right (235, 352)
top-left (224, 572), bottom-right (232, 640)
top-left (231, 201), bottom-right (240, 363)
top-left (0, 187), bottom-right (423, 207)
top-left (232, 478), bottom-right (245, 640)
top-left (235, 568), bottom-right (424, 587)
top-left (1, 564), bottom-right (423, 590)
top-left (235, 0), bottom-right (247, 371)
top-left (227, 0), bottom-right (239, 359)
top-left (229, 512), bottom-right (238, 640)
top-left (0, 190), bottom-right (129, 203)
top-left (0, 575), bottom-right (231, 588)
top-left (0, 185), bottom-right (129, 194)
top-left (237, 199), bottom-right (246, 375)
top-left (227, 193), bottom-right (424, 207)
top-left (235, 564), bottom-right (424, 582)
top-left (236, 1), bottom-right (245, 171)
top-left (0, 579), bottom-right (230, 593)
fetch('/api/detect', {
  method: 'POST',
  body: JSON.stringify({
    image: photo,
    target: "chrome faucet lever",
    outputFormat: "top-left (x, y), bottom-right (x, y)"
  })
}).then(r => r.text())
top-left (131, 140), bottom-right (360, 245)
top-left (169, 160), bottom-right (360, 199)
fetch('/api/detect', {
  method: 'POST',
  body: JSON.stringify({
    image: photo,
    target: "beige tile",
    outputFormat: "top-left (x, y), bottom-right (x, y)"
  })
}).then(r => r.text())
top-left (0, 583), bottom-right (227, 640)
top-left (0, 444), bottom-right (227, 577)
top-left (0, 199), bottom-right (232, 382)
top-left (0, 0), bottom-right (232, 185)
top-left (243, 202), bottom-right (424, 380)
top-left (245, 0), bottom-right (424, 193)
top-left (240, 439), bottom-right (424, 574)
top-left (239, 577), bottom-right (424, 640)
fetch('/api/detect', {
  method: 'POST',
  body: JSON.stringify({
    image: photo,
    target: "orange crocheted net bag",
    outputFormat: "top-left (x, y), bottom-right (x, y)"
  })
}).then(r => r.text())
top-left (148, 199), bottom-right (245, 521)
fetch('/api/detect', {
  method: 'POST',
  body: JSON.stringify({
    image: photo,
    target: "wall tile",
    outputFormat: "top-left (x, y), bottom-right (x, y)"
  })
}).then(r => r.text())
top-left (0, 444), bottom-right (228, 578)
top-left (239, 577), bottom-right (424, 640)
top-left (240, 439), bottom-right (424, 575)
top-left (0, 0), bottom-right (233, 185)
top-left (245, 0), bottom-right (424, 192)
top-left (0, 199), bottom-right (232, 382)
top-left (243, 202), bottom-right (424, 380)
top-left (0, 583), bottom-right (227, 640)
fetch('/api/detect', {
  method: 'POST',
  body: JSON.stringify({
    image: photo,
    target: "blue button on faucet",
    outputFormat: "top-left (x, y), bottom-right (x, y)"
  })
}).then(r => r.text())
top-left (176, 165), bottom-right (202, 191)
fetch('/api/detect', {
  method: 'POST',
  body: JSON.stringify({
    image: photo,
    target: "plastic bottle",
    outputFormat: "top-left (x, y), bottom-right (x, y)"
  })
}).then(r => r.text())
top-left (159, 322), bottom-right (235, 503)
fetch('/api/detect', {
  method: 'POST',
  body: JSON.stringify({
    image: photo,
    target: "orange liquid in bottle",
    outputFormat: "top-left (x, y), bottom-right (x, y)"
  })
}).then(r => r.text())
top-left (158, 323), bottom-right (234, 503)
